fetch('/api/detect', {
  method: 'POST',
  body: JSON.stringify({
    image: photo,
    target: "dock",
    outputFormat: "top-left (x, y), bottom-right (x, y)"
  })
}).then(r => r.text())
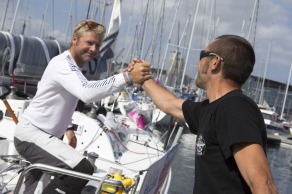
top-left (267, 134), bottom-right (292, 149)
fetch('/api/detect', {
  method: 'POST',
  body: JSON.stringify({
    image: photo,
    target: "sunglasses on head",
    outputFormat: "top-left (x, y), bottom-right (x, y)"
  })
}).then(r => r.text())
top-left (200, 50), bottom-right (224, 61)
top-left (74, 21), bottom-right (104, 33)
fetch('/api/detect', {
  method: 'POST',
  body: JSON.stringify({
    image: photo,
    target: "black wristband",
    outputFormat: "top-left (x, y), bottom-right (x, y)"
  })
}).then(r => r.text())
top-left (67, 126), bottom-right (74, 131)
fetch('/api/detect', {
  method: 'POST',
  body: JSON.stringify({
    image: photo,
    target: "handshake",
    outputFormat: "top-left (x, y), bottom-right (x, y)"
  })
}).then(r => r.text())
top-left (124, 59), bottom-right (151, 85)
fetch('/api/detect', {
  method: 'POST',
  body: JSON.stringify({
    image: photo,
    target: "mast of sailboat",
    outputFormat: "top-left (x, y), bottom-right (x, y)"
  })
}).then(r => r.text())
top-left (164, 21), bottom-right (180, 87)
top-left (280, 61), bottom-right (292, 120)
top-left (253, 59), bottom-right (265, 102)
top-left (180, 0), bottom-right (201, 89)
top-left (119, 0), bottom-right (134, 72)
top-left (65, 0), bottom-right (74, 42)
top-left (246, 0), bottom-right (259, 41)
top-left (164, 16), bottom-right (191, 86)
top-left (21, 0), bottom-right (30, 35)
top-left (259, 21), bottom-right (274, 105)
top-left (196, 0), bottom-right (215, 102)
top-left (155, 0), bottom-right (166, 78)
top-left (138, 0), bottom-right (165, 77)
top-left (90, 0), bottom-right (98, 20)
top-left (205, 0), bottom-right (215, 46)
top-left (9, 0), bottom-right (21, 33)
top-left (139, 0), bottom-right (150, 59)
top-left (252, 0), bottom-right (260, 47)
top-left (120, 25), bottom-right (138, 73)
top-left (158, 0), bottom-right (182, 81)
top-left (0, 0), bottom-right (9, 31)
top-left (143, 0), bottom-right (163, 63)
top-left (241, 19), bottom-right (246, 36)
top-left (101, 1), bottom-right (106, 23)
top-left (40, 0), bottom-right (50, 38)
top-left (86, 0), bottom-right (92, 19)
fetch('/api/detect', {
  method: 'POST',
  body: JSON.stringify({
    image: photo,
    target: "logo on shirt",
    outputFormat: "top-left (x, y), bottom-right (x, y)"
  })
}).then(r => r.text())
top-left (196, 134), bottom-right (206, 156)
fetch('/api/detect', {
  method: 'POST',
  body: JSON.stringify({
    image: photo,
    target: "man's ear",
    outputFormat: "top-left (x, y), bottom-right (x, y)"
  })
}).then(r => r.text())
top-left (72, 34), bottom-right (78, 45)
top-left (210, 57), bottom-right (222, 73)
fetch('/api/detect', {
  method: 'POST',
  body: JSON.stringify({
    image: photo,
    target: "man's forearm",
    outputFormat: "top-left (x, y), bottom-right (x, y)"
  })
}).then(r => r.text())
top-left (142, 79), bottom-right (178, 112)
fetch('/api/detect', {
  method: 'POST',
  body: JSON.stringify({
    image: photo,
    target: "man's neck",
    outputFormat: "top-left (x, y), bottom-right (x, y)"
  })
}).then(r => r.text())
top-left (68, 48), bottom-right (84, 68)
top-left (206, 80), bottom-right (239, 103)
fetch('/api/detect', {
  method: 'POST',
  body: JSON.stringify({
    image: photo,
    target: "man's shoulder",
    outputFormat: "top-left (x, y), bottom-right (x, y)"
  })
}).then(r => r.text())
top-left (48, 51), bottom-right (71, 67)
top-left (221, 89), bottom-right (254, 103)
top-left (220, 90), bottom-right (259, 112)
top-left (51, 50), bottom-right (69, 61)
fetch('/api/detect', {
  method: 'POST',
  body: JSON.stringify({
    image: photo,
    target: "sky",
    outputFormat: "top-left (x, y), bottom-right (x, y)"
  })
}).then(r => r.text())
top-left (1, 0), bottom-right (292, 84)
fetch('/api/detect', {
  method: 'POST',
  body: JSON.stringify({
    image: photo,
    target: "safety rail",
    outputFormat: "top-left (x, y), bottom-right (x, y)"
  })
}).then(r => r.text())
top-left (3, 162), bottom-right (140, 194)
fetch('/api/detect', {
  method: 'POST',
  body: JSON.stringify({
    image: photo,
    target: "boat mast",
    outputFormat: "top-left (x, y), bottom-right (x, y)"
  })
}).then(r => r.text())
top-left (119, 0), bottom-right (134, 72)
top-left (90, 0), bottom-right (98, 20)
top-left (40, 0), bottom-right (50, 38)
top-left (164, 16), bottom-right (191, 86)
top-left (259, 21), bottom-right (274, 105)
top-left (9, 0), bottom-right (21, 33)
top-left (246, 0), bottom-right (259, 41)
top-left (180, 0), bottom-right (201, 89)
top-left (0, 0), bottom-right (9, 31)
top-left (86, 0), bottom-right (92, 19)
top-left (280, 61), bottom-right (292, 120)
top-left (252, 0), bottom-right (260, 47)
top-left (205, 0), bottom-right (215, 46)
top-left (66, 0), bottom-right (74, 42)
top-left (155, 0), bottom-right (165, 78)
top-left (158, 0), bottom-right (182, 81)
top-left (139, 0), bottom-right (150, 59)
top-left (20, 0), bottom-right (30, 35)
top-left (143, 1), bottom-right (161, 62)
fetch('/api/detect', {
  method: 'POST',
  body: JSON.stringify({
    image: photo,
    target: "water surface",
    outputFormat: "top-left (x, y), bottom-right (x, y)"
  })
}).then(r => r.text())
top-left (169, 134), bottom-right (292, 194)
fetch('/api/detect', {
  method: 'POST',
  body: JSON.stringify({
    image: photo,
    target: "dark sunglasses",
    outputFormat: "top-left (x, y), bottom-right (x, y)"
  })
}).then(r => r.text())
top-left (200, 50), bottom-right (224, 61)
top-left (74, 21), bottom-right (104, 33)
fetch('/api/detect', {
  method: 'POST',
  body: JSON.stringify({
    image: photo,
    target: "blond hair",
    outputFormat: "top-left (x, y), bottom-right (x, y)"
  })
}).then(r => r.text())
top-left (73, 19), bottom-right (106, 39)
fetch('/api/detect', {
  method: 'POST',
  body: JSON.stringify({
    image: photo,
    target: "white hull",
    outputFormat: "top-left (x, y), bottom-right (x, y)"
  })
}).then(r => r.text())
top-left (0, 97), bottom-right (179, 194)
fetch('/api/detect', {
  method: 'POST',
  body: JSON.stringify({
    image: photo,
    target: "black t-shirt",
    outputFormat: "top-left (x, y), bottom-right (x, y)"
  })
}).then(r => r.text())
top-left (182, 89), bottom-right (267, 194)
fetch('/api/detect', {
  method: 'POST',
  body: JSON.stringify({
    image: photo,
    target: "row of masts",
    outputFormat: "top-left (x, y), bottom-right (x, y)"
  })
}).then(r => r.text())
top-left (2, 0), bottom-right (278, 99)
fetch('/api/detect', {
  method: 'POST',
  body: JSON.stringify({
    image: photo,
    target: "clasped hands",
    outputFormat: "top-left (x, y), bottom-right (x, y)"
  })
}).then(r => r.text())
top-left (125, 59), bottom-right (151, 85)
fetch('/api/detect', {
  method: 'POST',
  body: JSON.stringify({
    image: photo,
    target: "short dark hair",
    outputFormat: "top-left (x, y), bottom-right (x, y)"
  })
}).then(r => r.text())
top-left (209, 35), bottom-right (255, 86)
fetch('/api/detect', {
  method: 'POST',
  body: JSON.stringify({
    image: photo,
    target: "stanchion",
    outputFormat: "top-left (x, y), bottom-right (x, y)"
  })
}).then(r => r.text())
top-left (2, 99), bottom-right (18, 124)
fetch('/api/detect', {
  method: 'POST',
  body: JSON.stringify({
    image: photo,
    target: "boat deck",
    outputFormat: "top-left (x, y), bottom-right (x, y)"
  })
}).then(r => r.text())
top-left (267, 134), bottom-right (292, 149)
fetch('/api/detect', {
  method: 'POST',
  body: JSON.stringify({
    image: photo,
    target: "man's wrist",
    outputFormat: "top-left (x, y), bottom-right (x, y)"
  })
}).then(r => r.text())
top-left (125, 71), bottom-right (133, 85)
top-left (67, 126), bottom-right (74, 131)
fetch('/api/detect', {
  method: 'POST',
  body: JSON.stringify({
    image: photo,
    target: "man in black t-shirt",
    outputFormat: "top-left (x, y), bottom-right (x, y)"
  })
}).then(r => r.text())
top-left (133, 35), bottom-right (278, 194)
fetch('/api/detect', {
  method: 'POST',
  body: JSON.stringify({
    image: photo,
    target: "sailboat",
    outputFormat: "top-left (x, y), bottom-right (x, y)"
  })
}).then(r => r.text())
top-left (0, 1), bottom-right (181, 193)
